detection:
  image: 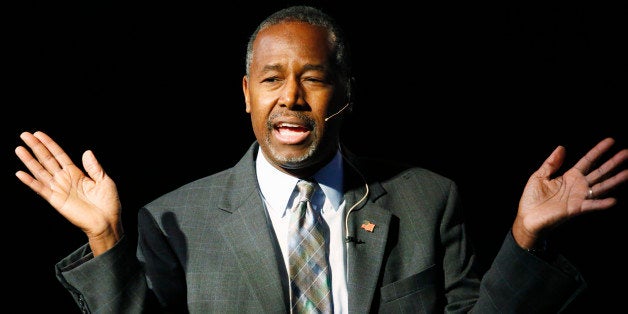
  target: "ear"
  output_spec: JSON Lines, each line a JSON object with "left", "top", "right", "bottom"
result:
{"left": 242, "top": 75, "right": 251, "bottom": 113}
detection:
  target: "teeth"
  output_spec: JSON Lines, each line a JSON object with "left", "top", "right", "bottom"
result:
{"left": 278, "top": 122, "right": 301, "bottom": 128}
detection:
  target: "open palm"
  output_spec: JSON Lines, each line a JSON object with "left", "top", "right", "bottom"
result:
{"left": 15, "top": 131, "right": 121, "bottom": 239}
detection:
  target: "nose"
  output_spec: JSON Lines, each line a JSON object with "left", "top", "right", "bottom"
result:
{"left": 280, "top": 77, "right": 306, "bottom": 110}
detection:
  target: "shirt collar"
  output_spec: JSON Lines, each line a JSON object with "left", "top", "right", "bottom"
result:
{"left": 256, "top": 146, "right": 344, "bottom": 216}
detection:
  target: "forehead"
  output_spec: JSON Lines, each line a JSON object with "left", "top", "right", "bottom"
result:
{"left": 251, "top": 21, "right": 333, "bottom": 68}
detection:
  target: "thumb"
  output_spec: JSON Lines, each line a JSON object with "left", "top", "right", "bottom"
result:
{"left": 82, "top": 150, "right": 107, "bottom": 182}
{"left": 535, "top": 145, "right": 567, "bottom": 179}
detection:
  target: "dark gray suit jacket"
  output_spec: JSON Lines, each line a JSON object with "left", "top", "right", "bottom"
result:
{"left": 56, "top": 142, "right": 586, "bottom": 313}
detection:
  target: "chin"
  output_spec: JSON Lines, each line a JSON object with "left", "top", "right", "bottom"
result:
{"left": 267, "top": 143, "right": 317, "bottom": 167}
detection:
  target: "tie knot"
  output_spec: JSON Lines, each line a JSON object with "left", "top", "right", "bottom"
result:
{"left": 296, "top": 180, "right": 315, "bottom": 201}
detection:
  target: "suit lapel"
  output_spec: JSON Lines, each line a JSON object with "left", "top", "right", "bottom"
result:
{"left": 218, "top": 194, "right": 288, "bottom": 313}
{"left": 216, "top": 142, "right": 288, "bottom": 312}
{"left": 342, "top": 158, "right": 392, "bottom": 314}
{"left": 341, "top": 148, "right": 394, "bottom": 313}
{"left": 346, "top": 199, "right": 391, "bottom": 313}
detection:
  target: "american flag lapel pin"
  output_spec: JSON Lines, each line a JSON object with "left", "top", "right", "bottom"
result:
{"left": 361, "top": 220, "right": 376, "bottom": 232}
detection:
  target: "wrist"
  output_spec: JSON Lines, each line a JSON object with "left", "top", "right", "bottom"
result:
{"left": 525, "top": 238, "right": 547, "bottom": 255}
{"left": 524, "top": 238, "right": 558, "bottom": 261}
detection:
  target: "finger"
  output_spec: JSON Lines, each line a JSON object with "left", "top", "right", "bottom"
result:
{"left": 19, "top": 131, "right": 63, "bottom": 174}
{"left": 15, "top": 170, "right": 53, "bottom": 201}
{"left": 15, "top": 145, "right": 54, "bottom": 185}
{"left": 586, "top": 148, "right": 628, "bottom": 185}
{"left": 590, "top": 169, "right": 628, "bottom": 199}
{"left": 32, "top": 131, "right": 76, "bottom": 169}
{"left": 572, "top": 137, "right": 615, "bottom": 175}
{"left": 82, "top": 150, "right": 107, "bottom": 182}
{"left": 534, "top": 145, "right": 566, "bottom": 179}
{"left": 580, "top": 198, "right": 618, "bottom": 213}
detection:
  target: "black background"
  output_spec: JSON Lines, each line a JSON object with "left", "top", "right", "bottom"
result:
{"left": 5, "top": 1, "right": 626, "bottom": 312}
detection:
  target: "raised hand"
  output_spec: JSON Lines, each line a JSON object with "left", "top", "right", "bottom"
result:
{"left": 512, "top": 137, "right": 628, "bottom": 250}
{"left": 15, "top": 131, "right": 123, "bottom": 255}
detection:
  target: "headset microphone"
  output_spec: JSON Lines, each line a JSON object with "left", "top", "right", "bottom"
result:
{"left": 324, "top": 102, "right": 351, "bottom": 122}
{"left": 325, "top": 76, "right": 354, "bottom": 122}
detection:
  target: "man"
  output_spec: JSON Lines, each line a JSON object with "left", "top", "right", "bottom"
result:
{"left": 15, "top": 5, "right": 628, "bottom": 313}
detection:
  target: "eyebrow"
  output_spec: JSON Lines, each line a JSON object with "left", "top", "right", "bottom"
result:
{"left": 260, "top": 63, "right": 328, "bottom": 73}
{"left": 302, "top": 64, "right": 328, "bottom": 72}
{"left": 261, "top": 64, "right": 283, "bottom": 73}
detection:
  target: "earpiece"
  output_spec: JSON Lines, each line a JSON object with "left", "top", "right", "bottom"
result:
{"left": 339, "top": 145, "right": 369, "bottom": 244}
{"left": 324, "top": 76, "right": 354, "bottom": 122}
{"left": 324, "top": 102, "right": 351, "bottom": 122}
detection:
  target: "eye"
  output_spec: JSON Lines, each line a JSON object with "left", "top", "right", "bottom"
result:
{"left": 303, "top": 75, "right": 330, "bottom": 85}
{"left": 261, "top": 76, "right": 281, "bottom": 83}
{"left": 305, "top": 77, "right": 323, "bottom": 83}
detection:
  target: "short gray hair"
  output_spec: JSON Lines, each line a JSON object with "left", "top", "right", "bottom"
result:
{"left": 245, "top": 6, "right": 352, "bottom": 96}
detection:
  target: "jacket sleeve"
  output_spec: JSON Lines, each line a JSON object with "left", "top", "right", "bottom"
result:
{"left": 55, "top": 235, "right": 155, "bottom": 313}
{"left": 435, "top": 174, "right": 586, "bottom": 313}
{"left": 473, "top": 230, "right": 587, "bottom": 313}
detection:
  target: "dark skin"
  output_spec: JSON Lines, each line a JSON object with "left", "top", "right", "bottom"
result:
{"left": 243, "top": 21, "right": 348, "bottom": 179}
{"left": 14, "top": 21, "right": 628, "bottom": 259}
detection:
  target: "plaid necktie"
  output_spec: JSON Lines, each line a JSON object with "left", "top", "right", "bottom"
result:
{"left": 288, "top": 180, "right": 332, "bottom": 313}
